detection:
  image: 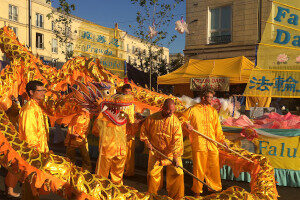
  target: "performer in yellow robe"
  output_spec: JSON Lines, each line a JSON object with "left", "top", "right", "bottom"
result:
{"left": 140, "top": 99, "right": 184, "bottom": 200}
{"left": 180, "top": 89, "right": 228, "bottom": 196}
{"left": 122, "top": 84, "right": 136, "bottom": 176}
{"left": 65, "top": 109, "right": 91, "bottom": 171}
{"left": 18, "top": 80, "right": 49, "bottom": 200}
{"left": 92, "top": 112, "right": 128, "bottom": 185}
{"left": 19, "top": 83, "right": 49, "bottom": 153}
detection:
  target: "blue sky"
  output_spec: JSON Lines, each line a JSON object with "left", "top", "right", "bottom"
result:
{"left": 54, "top": 0, "right": 186, "bottom": 54}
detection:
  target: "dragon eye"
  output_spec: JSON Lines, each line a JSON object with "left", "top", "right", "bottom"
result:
{"left": 106, "top": 90, "right": 110, "bottom": 95}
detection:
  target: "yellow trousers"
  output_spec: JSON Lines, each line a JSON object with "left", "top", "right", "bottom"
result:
{"left": 147, "top": 151, "right": 184, "bottom": 200}
{"left": 66, "top": 143, "right": 92, "bottom": 171}
{"left": 96, "top": 155, "right": 126, "bottom": 185}
{"left": 191, "top": 150, "right": 222, "bottom": 194}
{"left": 124, "top": 140, "right": 135, "bottom": 176}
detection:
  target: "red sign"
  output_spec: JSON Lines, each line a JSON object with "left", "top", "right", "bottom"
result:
{"left": 190, "top": 77, "right": 229, "bottom": 91}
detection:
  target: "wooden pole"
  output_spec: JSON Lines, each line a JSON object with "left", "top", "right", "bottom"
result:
{"left": 150, "top": 145, "right": 216, "bottom": 192}
{"left": 191, "top": 129, "right": 254, "bottom": 163}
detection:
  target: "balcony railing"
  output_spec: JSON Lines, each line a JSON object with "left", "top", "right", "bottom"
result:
{"left": 209, "top": 35, "right": 231, "bottom": 44}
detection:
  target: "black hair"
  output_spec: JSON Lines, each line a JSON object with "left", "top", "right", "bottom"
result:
{"left": 199, "top": 88, "right": 215, "bottom": 98}
{"left": 122, "top": 84, "right": 132, "bottom": 92}
{"left": 163, "top": 98, "right": 175, "bottom": 108}
{"left": 26, "top": 80, "right": 44, "bottom": 97}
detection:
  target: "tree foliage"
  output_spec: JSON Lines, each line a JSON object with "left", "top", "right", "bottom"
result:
{"left": 170, "top": 53, "right": 184, "bottom": 72}
{"left": 46, "top": 0, "right": 76, "bottom": 60}
{"left": 130, "top": 0, "right": 183, "bottom": 45}
{"left": 129, "top": 0, "right": 184, "bottom": 89}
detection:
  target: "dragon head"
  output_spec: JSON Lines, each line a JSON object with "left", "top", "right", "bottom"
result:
{"left": 70, "top": 81, "right": 133, "bottom": 125}
{"left": 100, "top": 93, "right": 133, "bottom": 126}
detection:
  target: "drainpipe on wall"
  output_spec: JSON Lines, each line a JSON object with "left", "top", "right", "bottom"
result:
{"left": 28, "top": 0, "right": 32, "bottom": 48}
{"left": 255, "top": 0, "right": 263, "bottom": 67}
{"left": 258, "top": 0, "right": 262, "bottom": 43}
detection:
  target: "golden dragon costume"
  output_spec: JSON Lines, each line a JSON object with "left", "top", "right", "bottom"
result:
{"left": 0, "top": 26, "right": 278, "bottom": 200}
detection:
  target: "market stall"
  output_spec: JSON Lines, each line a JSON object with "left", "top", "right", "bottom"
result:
{"left": 157, "top": 56, "right": 254, "bottom": 97}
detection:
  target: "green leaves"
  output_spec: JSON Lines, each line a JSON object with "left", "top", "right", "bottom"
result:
{"left": 130, "top": 0, "right": 183, "bottom": 46}
{"left": 128, "top": 0, "right": 184, "bottom": 88}
{"left": 47, "top": 0, "right": 76, "bottom": 60}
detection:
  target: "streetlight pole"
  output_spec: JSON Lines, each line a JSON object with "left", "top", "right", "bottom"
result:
{"left": 150, "top": 58, "right": 152, "bottom": 90}
{"left": 148, "top": 44, "right": 153, "bottom": 90}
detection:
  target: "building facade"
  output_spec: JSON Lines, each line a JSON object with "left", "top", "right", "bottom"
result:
{"left": 0, "top": 0, "right": 169, "bottom": 77}
{"left": 169, "top": 53, "right": 183, "bottom": 63}
{"left": 0, "top": 0, "right": 81, "bottom": 66}
{"left": 124, "top": 33, "right": 169, "bottom": 72}
{"left": 184, "top": 0, "right": 272, "bottom": 62}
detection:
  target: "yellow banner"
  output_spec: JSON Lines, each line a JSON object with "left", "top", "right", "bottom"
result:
{"left": 73, "top": 22, "right": 126, "bottom": 78}
{"left": 183, "top": 132, "right": 300, "bottom": 170}
{"left": 253, "top": 136, "right": 300, "bottom": 170}
{"left": 244, "top": 0, "right": 300, "bottom": 98}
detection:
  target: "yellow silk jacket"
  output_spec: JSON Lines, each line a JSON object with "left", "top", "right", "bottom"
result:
{"left": 140, "top": 112, "right": 183, "bottom": 163}
{"left": 65, "top": 111, "right": 90, "bottom": 147}
{"left": 92, "top": 113, "right": 127, "bottom": 158}
{"left": 125, "top": 104, "right": 135, "bottom": 140}
{"left": 19, "top": 99, "right": 49, "bottom": 153}
{"left": 180, "top": 104, "right": 225, "bottom": 152}
{"left": 125, "top": 104, "right": 135, "bottom": 124}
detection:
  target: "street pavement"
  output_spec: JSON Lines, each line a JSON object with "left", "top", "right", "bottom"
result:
{"left": 0, "top": 134, "right": 298, "bottom": 200}
{"left": 0, "top": 164, "right": 299, "bottom": 200}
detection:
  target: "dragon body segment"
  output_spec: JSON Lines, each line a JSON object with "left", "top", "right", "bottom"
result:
{"left": 0, "top": 26, "right": 278, "bottom": 200}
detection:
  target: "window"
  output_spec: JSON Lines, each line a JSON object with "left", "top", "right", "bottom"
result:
{"left": 36, "top": 33, "right": 44, "bottom": 49}
{"left": 9, "top": 5, "right": 18, "bottom": 21}
{"left": 66, "top": 43, "right": 73, "bottom": 52}
{"left": 66, "top": 43, "right": 74, "bottom": 58}
{"left": 52, "top": 21, "right": 55, "bottom": 31}
{"left": 127, "top": 44, "right": 130, "bottom": 52}
{"left": 36, "top": 13, "right": 44, "bottom": 28}
{"left": 52, "top": 39, "right": 58, "bottom": 53}
{"left": 209, "top": 5, "right": 232, "bottom": 44}
{"left": 3, "top": 54, "right": 8, "bottom": 62}
{"left": 132, "top": 46, "right": 135, "bottom": 54}
{"left": 65, "top": 26, "right": 71, "bottom": 37}
{"left": 10, "top": 27, "right": 18, "bottom": 36}
{"left": 52, "top": 59, "right": 58, "bottom": 68}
